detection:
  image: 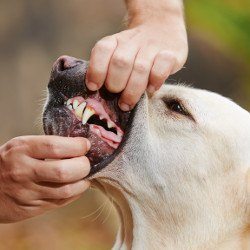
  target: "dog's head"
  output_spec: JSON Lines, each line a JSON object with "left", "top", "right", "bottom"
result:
{"left": 43, "top": 55, "right": 250, "bottom": 188}
{"left": 43, "top": 56, "right": 250, "bottom": 247}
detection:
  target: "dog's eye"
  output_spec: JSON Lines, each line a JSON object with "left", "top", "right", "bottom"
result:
{"left": 164, "top": 99, "right": 189, "bottom": 116}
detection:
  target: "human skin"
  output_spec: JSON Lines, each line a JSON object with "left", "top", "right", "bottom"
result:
{"left": 0, "top": 136, "right": 91, "bottom": 223}
{"left": 86, "top": 0, "right": 188, "bottom": 111}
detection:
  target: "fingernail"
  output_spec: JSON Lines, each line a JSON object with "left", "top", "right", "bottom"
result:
{"left": 87, "top": 82, "right": 98, "bottom": 91}
{"left": 147, "top": 85, "right": 156, "bottom": 94}
{"left": 119, "top": 103, "right": 130, "bottom": 111}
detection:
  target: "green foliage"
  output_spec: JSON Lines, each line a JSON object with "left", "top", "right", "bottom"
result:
{"left": 186, "top": 0, "right": 250, "bottom": 65}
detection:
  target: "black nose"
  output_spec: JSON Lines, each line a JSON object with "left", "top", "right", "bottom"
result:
{"left": 50, "top": 55, "right": 87, "bottom": 82}
{"left": 54, "top": 55, "right": 82, "bottom": 71}
{"left": 48, "top": 55, "right": 88, "bottom": 95}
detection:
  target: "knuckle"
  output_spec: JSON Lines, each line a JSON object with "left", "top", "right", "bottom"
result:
{"left": 43, "top": 142, "right": 60, "bottom": 157}
{"left": 95, "top": 39, "right": 115, "bottom": 53}
{"left": 112, "top": 54, "right": 130, "bottom": 68}
{"left": 6, "top": 137, "right": 26, "bottom": 152}
{"left": 32, "top": 167, "right": 41, "bottom": 181}
{"left": 10, "top": 187, "right": 29, "bottom": 204}
{"left": 54, "top": 167, "right": 68, "bottom": 182}
{"left": 10, "top": 169, "right": 25, "bottom": 182}
{"left": 1, "top": 146, "right": 24, "bottom": 167}
{"left": 0, "top": 150, "right": 8, "bottom": 165}
{"left": 133, "top": 61, "right": 149, "bottom": 74}
{"left": 3, "top": 148, "right": 18, "bottom": 162}
{"left": 14, "top": 189, "right": 26, "bottom": 202}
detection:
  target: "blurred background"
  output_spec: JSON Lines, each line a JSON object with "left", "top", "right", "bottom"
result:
{"left": 0, "top": 0, "right": 249, "bottom": 249}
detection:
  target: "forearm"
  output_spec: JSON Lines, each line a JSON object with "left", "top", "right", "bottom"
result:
{"left": 125, "top": 0, "right": 184, "bottom": 26}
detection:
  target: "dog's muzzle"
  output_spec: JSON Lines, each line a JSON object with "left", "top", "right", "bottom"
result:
{"left": 43, "top": 56, "right": 133, "bottom": 175}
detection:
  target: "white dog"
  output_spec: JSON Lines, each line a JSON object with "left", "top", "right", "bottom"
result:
{"left": 90, "top": 85, "right": 250, "bottom": 250}
{"left": 43, "top": 56, "right": 250, "bottom": 249}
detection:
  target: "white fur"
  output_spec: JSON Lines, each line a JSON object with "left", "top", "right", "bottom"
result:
{"left": 91, "top": 85, "right": 250, "bottom": 250}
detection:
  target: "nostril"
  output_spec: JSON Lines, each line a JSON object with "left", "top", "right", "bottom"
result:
{"left": 58, "top": 57, "right": 67, "bottom": 71}
{"left": 55, "top": 55, "right": 81, "bottom": 72}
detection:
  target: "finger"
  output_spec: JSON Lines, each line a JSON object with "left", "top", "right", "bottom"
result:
{"left": 35, "top": 180, "right": 90, "bottom": 200}
{"left": 105, "top": 43, "right": 139, "bottom": 93}
{"left": 24, "top": 136, "right": 90, "bottom": 159}
{"left": 33, "top": 156, "right": 90, "bottom": 183}
{"left": 148, "top": 51, "right": 176, "bottom": 94}
{"left": 118, "top": 47, "right": 157, "bottom": 111}
{"left": 48, "top": 194, "right": 82, "bottom": 207}
{"left": 86, "top": 36, "right": 117, "bottom": 91}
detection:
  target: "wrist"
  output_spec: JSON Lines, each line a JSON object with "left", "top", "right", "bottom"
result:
{"left": 125, "top": 0, "right": 184, "bottom": 28}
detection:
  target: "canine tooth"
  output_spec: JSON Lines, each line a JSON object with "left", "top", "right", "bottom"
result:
{"left": 68, "top": 105, "right": 73, "bottom": 110}
{"left": 73, "top": 100, "right": 79, "bottom": 109}
{"left": 82, "top": 107, "right": 95, "bottom": 125}
{"left": 100, "top": 115, "right": 104, "bottom": 120}
{"left": 75, "top": 102, "right": 86, "bottom": 119}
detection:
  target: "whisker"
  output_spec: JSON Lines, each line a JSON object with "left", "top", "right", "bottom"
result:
{"left": 90, "top": 199, "right": 108, "bottom": 222}
{"left": 80, "top": 200, "right": 107, "bottom": 220}
{"left": 101, "top": 197, "right": 114, "bottom": 224}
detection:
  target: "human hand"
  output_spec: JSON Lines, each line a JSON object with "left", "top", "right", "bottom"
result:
{"left": 0, "top": 135, "right": 90, "bottom": 223}
{"left": 86, "top": 7, "right": 188, "bottom": 111}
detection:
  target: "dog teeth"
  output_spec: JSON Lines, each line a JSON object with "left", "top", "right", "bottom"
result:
{"left": 73, "top": 100, "right": 79, "bottom": 109}
{"left": 75, "top": 102, "right": 86, "bottom": 119}
{"left": 82, "top": 107, "right": 95, "bottom": 125}
{"left": 107, "top": 121, "right": 114, "bottom": 128}
{"left": 66, "top": 99, "right": 71, "bottom": 106}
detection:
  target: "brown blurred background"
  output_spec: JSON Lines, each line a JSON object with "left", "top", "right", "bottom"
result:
{"left": 0, "top": 0, "right": 249, "bottom": 249}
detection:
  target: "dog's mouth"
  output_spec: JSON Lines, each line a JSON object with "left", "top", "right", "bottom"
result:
{"left": 65, "top": 95, "right": 124, "bottom": 149}
{"left": 43, "top": 56, "right": 133, "bottom": 175}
